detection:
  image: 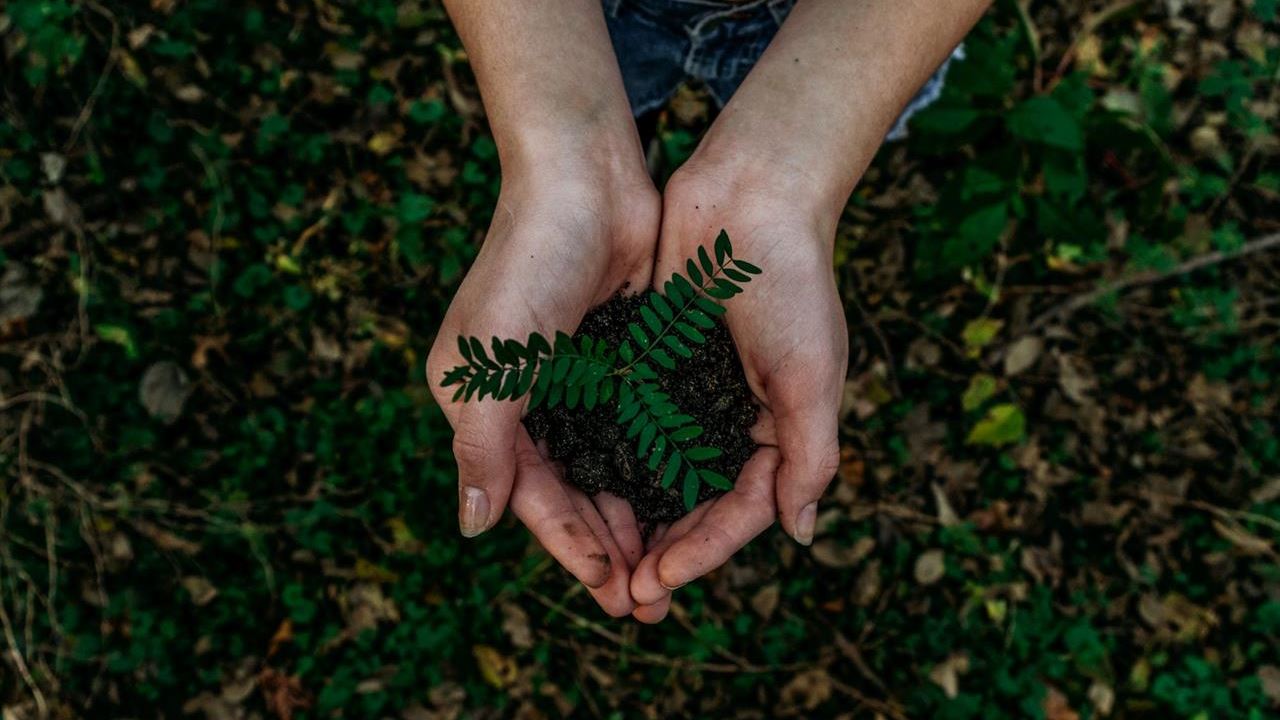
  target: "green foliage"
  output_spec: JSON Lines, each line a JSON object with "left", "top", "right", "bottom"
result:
{"left": 441, "top": 231, "right": 760, "bottom": 508}
{"left": 3, "top": 2, "right": 1278, "bottom": 719}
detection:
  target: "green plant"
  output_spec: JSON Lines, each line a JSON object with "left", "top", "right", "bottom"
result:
{"left": 440, "top": 230, "right": 761, "bottom": 509}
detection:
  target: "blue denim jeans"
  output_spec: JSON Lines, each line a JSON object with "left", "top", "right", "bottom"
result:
{"left": 602, "top": 0, "right": 963, "bottom": 140}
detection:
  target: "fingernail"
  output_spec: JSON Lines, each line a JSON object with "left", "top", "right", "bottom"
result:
{"left": 459, "top": 486, "right": 489, "bottom": 538}
{"left": 794, "top": 502, "right": 817, "bottom": 546}
{"left": 659, "top": 579, "right": 686, "bottom": 592}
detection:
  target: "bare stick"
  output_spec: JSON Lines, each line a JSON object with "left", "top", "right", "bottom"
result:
{"left": 1029, "top": 231, "right": 1280, "bottom": 331}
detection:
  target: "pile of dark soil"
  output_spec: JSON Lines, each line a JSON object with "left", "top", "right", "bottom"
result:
{"left": 524, "top": 293, "right": 758, "bottom": 526}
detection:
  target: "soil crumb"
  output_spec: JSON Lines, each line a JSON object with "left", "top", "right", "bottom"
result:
{"left": 524, "top": 293, "right": 758, "bottom": 528}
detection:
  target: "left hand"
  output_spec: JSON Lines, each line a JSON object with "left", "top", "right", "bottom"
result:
{"left": 628, "top": 161, "right": 848, "bottom": 622}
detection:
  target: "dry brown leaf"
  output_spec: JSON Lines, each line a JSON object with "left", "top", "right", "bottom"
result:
{"left": 1043, "top": 685, "right": 1080, "bottom": 720}
{"left": 751, "top": 583, "right": 780, "bottom": 620}
{"left": 931, "top": 483, "right": 961, "bottom": 527}
{"left": 812, "top": 536, "right": 876, "bottom": 568}
{"left": 501, "top": 602, "right": 534, "bottom": 650}
{"left": 779, "top": 668, "right": 834, "bottom": 713}
{"left": 928, "top": 653, "right": 969, "bottom": 699}
{"left": 1212, "top": 519, "right": 1273, "bottom": 556}
{"left": 0, "top": 264, "right": 43, "bottom": 326}
{"left": 914, "top": 549, "right": 946, "bottom": 585}
{"left": 1003, "top": 336, "right": 1043, "bottom": 376}
{"left": 1258, "top": 666, "right": 1280, "bottom": 705}
{"left": 181, "top": 576, "right": 218, "bottom": 606}
{"left": 852, "top": 559, "right": 882, "bottom": 607}
{"left": 140, "top": 360, "right": 192, "bottom": 424}
{"left": 258, "top": 668, "right": 312, "bottom": 720}
{"left": 1088, "top": 681, "right": 1115, "bottom": 716}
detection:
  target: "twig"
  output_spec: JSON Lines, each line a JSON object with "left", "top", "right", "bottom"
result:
{"left": 64, "top": 1, "right": 120, "bottom": 152}
{"left": 1015, "top": 0, "right": 1042, "bottom": 92}
{"left": 1028, "top": 231, "right": 1280, "bottom": 331}
{"left": 828, "top": 675, "right": 910, "bottom": 720}
{"left": 1047, "top": 0, "right": 1150, "bottom": 90}
{"left": 526, "top": 590, "right": 807, "bottom": 675}
{"left": 0, "top": 582, "right": 49, "bottom": 719}
{"left": 848, "top": 291, "right": 900, "bottom": 397}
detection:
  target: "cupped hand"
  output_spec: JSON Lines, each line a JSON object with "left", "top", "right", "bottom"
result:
{"left": 426, "top": 163, "right": 659, "bottom": 617}
{"left": 629, "top": 164, "right": 848, "bottom": 621}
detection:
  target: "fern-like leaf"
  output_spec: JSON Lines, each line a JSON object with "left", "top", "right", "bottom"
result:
{"left": 439, "top": 230, "right": 763, "bottom": 511}
{"left": 618, "top": 229, "right": 757, "bottom": 381}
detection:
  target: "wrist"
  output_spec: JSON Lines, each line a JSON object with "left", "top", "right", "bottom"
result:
{"left": 496, "top": 133, "right": 660, "bottom": 255}
{"left": 671, "top": 137, "right": 846, "bottom": 246}
{"left": 497, "top": 108, "right": 648, "bottom": 186}
{"left": 682, "top": 124, "right": 857, "bottom": 232}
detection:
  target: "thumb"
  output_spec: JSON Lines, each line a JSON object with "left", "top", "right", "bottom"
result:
{"left": 450, "top": 400, "right": 522, "bottom": 537}
{"left": 428, "top": 333, "right": 524, "bottom": 538}
{"left": 772, "top": 400, "right": 841, "bottom": 547}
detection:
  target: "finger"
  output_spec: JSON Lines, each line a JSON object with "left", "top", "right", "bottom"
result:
{"left": 772, "top": 401, "right": 840, "bottom": 546}
{"left": 629, "top": 502, "right": 715, "bottom": 606}
{"left": 656, "top": 448, "right": 780, "bottom": 590}
{"left": 645, "top": 522, "right": 671, "bottom": 550}
{"left": 750, "top": 407, "right": 777, "bottom": 446}
{"left": 594, "top": 492, "right": 643, "bottom": 570}
{"left": 566, "top": 487, "right": 636, "bottom": 618}
{"left": 510, "top": 433, "right": 612, "bottom": 589}
{"left": 632, "top": 595, "right": 671, "bottom": 624}
{"left": 448, "top": 399, "right": 523, "bottom": 538}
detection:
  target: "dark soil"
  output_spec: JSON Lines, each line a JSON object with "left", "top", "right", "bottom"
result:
{"left": 524, "top": 294, "right": 758, "bottom": 527}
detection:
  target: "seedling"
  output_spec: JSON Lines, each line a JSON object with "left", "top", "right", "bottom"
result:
{"left": 440, "top": 230, "right": 761, "bottom": 509}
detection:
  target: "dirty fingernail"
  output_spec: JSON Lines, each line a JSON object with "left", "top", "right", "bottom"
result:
{"left": 794, "top": 501, "right": 817, "bottom": 546}
{"left": 460, "top": 486, "right": 489, "bottom": 538}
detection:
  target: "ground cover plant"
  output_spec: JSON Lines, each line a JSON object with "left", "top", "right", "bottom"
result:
{"left": 1, "top": 0, "right": 1279, "bottom": 718}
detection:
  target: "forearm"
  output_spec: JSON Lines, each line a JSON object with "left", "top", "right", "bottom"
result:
{"left": 442, "top": 1, "right": 644, "bottom": 180}
{"left": 689, "top": 0, "right": 991, "bottom": 221}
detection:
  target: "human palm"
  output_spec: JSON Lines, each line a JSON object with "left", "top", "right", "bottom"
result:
{"left": 427, "top": 175, "right": 659, "bottom": 616}
{"left": 628, "top": 170, "right": 847, "bottom": 620}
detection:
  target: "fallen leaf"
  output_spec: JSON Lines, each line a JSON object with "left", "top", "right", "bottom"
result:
{"left": 1212, "top": 519, "right": 1273, "bottom": 556}
{"left": 1088, "top": 681, "right": 1115, "bottom": 716}
{"left": 962, "top": 318, "right": 1004, "bottom": 357}
{"left": 473, "top": 645, "right": 517, "bottom": 689}
{"left": 811, "top": 536, "right": 876, "bottom": 568}
{"left": 368, "top": 131, "right": 399, "bottom": 155}
{"left": 1043, "top": 685, "right": 1080, "bottom": 720}
{"left": 751, "top": 583, "right": 780, "bottom": 620}
{"left": 42, "top": 186, "right": 81, "bottom": 226}
{"left": 1003, "top": 336, "right": 1043, "bottom": 376}
{"left": 501, "top": 602, "right": 534, "bottom": 650}
{"left": 852, "top": 559, "right": 881, "bottom": 607}
{"left": 929, "top": 653, "right": 969, "bottom": 698}
{"left": 962, "top": 373, "right": 998, "bottom": 411}
{"left": 0, "top": 264, "right": 43, "bottom": 326}
{"left": 914, "top": 549, "right": 946, "bottom": 585}
{"left": 140, "top": 361, "right": 193, "bottom": 424}
{"left": 1056, "top": 355, "right": 1097, "bottom": 403}
{"left": 1258, "top": 665, "right": 1280, "bottom": 705}
{"left": 931, "top": 483, "right": 961, "bottom": 527}
{"left": 181, "top": 576, "right": 218, "bottom": 606}
{"left": 258, "top": 668, "right": 312, "bottom": 720}
{"left": 779, "top": 668, "right": 833, "bottom": 712}
{"left": 966, "top": 404, "right": 1026, "bottom": 446}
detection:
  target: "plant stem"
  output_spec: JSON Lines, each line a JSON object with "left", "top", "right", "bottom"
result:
{"left": 618, "top": 263, "right": 731, "bottom": 375}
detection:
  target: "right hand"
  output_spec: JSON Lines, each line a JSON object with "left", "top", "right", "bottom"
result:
{"left": 426, "top": 159, "right": 660, "bottom": 617}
